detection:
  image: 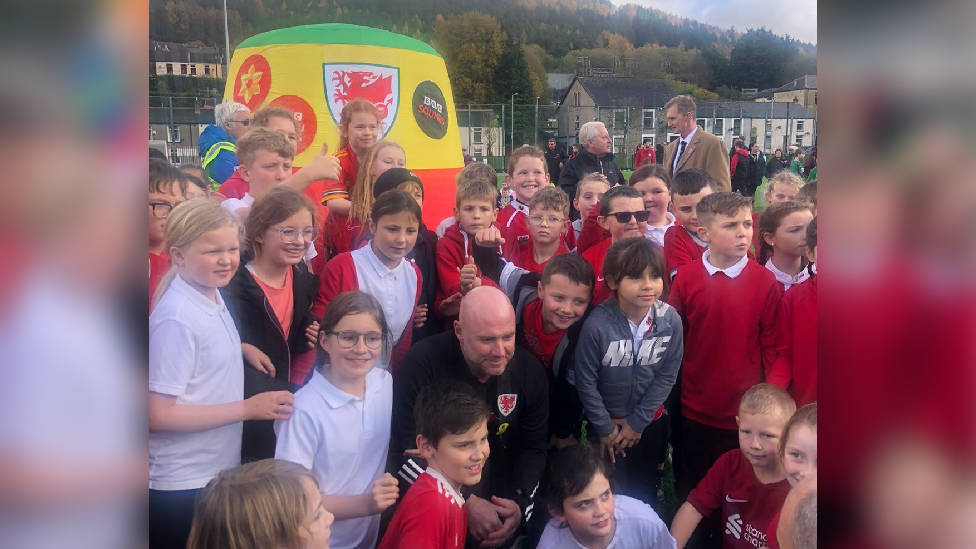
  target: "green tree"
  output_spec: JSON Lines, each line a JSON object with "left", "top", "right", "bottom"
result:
{"left": 433, "top": 12, "right": 506, "bottom": 103}
{"left": 726, "top": 28, "right": 798, "bottom": 89}
{"left": 494, "top": 39, "right": 537, "bottom": 147}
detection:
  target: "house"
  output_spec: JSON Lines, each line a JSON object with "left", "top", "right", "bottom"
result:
{"left": 546, "top": 73, "right": 574, "bottom": 103}
{"left": 457, "top": 108, "right": 503, "bottom": 160}
{"left": 556, "top": 76, "right": 675, "bottom": 157}
{"left": 694, "top": 101, "right": 816, "bottom": 152}
{"left": 151, "top": 40, "right": 224, "bottom": 79}
{"left": 755, "top": 75, "right": 817, "bottom": 116}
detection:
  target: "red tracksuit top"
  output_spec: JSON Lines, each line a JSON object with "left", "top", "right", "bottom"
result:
{"left": 668, "top": 258, "right": 782, "bottom": 430}
{"left": 498, "top": 199, "right": 576, "bottom": 259}
{"left": 434, "top": 223, "right": 501, "bottom": 316}
{"left": 768, "top": 276, "right": 817, "bottom": 406}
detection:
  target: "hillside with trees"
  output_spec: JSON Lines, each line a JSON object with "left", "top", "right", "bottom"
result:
{"left": 150, "top": 0, "right": 816, "bottom": 104}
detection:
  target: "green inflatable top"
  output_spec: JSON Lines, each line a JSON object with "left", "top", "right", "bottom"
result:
{"left": 236, "top": 23, "right": 441, "bottom": 58}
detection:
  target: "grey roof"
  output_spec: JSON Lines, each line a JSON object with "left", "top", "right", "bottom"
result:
{"left": 697, "top": 101, "right": 815, "bottom": 119}
{"left": 561, "top": 76, "right": 676, "bottom": 108}
{"left": 151, "top": 40, "right": 222, "bottom": 64}
{"left": 773, "top": 75, "right": 817, "bottom": 92}
{"left": 547, "top": 73, "right": 574, "bottom": 92}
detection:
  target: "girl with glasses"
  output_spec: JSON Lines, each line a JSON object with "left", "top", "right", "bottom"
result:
{"left": 276, "top": 291, "right": 399, "bottom": 549}
{"left": 221, "top": 187, "right": 322, "bottom": 461}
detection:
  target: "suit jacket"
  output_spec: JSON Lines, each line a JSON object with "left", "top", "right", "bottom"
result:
{"left": 664, "top": 126, "right": 732, "bottom": 192}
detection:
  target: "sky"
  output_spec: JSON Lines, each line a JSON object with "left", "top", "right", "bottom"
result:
{"left": 608, "top": 0, "right": 817, "bottom": 45}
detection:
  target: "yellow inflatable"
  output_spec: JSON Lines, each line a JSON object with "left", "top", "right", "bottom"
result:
{"left": 224, "top": 23, "right": 463, "bottom": 225}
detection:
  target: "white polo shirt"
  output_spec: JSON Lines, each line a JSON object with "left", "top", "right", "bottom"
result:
{"left": 644, "top": 212, "right": 676, "bottom": 248}
{"left": 275, "top": 367, "right": 393, "bottom": 549}
{"left": 351, "top": 244, "right": 418, "bottom": 346}
{"left": 703, "top": 250, "right": 749, "bottom": 279}
{"left": 765, "top": 258, "right": 810, "bottom": 291}
{"left": 538, "top": 494, "right": 675, "bottom": 549}
{"left": 149, "top": 274, "right": 244, "bottom": 491}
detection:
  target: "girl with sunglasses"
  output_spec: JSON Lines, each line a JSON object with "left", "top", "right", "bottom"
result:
{"left": 275, "top": 290, "right": 399, "bottom": 549}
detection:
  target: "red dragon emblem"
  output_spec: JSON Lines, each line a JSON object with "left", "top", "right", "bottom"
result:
{"left": 331, "top": 71, "right": 394, "bottom": 119}
{"left": 497, "top": 394, "right": 517, "bottom": 417}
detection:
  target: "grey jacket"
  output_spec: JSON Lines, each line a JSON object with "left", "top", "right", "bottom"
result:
{"left": 573, "top": 298, "right": 683, "bottom": 439}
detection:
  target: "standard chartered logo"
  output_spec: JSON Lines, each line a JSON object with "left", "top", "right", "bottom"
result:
{"left": 725, "top": 513, "right": 743, "bottom": 539}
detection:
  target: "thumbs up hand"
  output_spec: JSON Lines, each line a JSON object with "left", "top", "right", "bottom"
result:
{"left": 305, "top": 142, "right": 341, "bottom": 181}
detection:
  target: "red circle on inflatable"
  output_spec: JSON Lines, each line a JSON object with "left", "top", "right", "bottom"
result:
{"left": 232, "top": 54, "right": 272, "bottom": 110}
{"left": 268, "top": 95, "right": 317, "bottom": 156}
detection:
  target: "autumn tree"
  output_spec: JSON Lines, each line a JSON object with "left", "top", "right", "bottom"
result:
{"left": 433, "top": 12, "right": 506, "bottom": 103}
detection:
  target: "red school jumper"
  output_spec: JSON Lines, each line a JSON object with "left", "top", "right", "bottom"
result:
{"left": 320, "top": 145, "right": 362, "bottom": 257}
{"left": 687, "top": 449, "right": 791, "bottom": 549}
{"left": 377, "top": 470, "right": 467, "bottom": 549}
{"left": 580, "top": 238, "right": 614, "bottom": 306}
{"left": 312, "top": 245, "right": 421, "bottom": 373}
{"left": 668, "top": 257, "right": 782, "bottom": 430}
{"left": 768, "top": 276, "right": 817, "bottom": 406}
{"left": 664, "top": 225, "right": 708, "bottom": 281}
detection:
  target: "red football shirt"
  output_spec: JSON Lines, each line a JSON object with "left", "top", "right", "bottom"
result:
{"left": 687, "top": 449, "right": 791, "bottom": 549}
{"left": 581, "top": 238, "right": 614, "bottom": 306}
{"left": 518, "top": 299, "right": 565, "bottom": 380}
{"left": 377, "top": 470, "right": 467, "bottom": 549}
{"left": 321, "top": 146, "right": 360, "bottom": 256}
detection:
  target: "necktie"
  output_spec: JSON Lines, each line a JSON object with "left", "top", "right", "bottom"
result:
{"left": 672, "top": 140, "right": 687, "bottom": 175}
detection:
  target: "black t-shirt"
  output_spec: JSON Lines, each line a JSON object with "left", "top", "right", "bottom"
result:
{"left": 389, "top": 331, "right": 549, "bottom": 505}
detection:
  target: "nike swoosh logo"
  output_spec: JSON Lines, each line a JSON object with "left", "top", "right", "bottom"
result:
{"left": 726, "top": 495, "right": 749, "bottom": 503}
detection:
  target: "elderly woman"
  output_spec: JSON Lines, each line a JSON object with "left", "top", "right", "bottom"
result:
{"left": 198, "top": 101, "right": 251, "bottom": 188}
{"left": 557, "top": 121, "right": 625, "bottom": 220}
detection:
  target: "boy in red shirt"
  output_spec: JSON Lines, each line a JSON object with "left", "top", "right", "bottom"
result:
{"left": 509, "top": 187, "right": 571, "bottom": 274}
{"left": 499, "top": 146, "right": 576, "bottom": 259}
{"left": 580, "top": 185, "right": 648, "bottom": 306}
{"left": 148, "top": 159, "right": 186, "bottom": 308}
{"left": 670, "top": 383, "right": 796, "bottom": 549}
{"left": 435, "top": 178, "right": 501, "bottom": 320}
{"left": 768, "top": 217, "right": 817, "bottom": 406}
{"left": 378, "top": 381, "right": 491, "bottom": 549}
{"left": 668, "top": 192, "right": 782, "bottom": 503}
{"left": 663, "top": 168, "right": 716, "bottom": 281}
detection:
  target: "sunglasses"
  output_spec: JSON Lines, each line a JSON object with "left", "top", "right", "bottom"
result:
{"left": 609, "top": 210, "right": 650, "bottom": 223}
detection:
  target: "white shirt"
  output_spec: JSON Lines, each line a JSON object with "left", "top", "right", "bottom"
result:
{"left": 672, "top": 126, "right": 698, "bottom": 173}
{"left": 644, "top": 212, "right": 676, "bottom": 248}
{"left": 702, "top": 250, "right": 749, "bottom": 279}
{"left": 538, "top": 494, "right": 676, "bottom": 549}
{"left": 222, "top": 192, "right": 317, "bottom": 263}
{"left": 627, "top": 308, "right": 655, "bottom": 354}
{"left": 275, "top": 368, "right": 392, "bottom": 549}
{"left": 765, "top": 259, "right": 810, "bottom": 291}
{"left": 149, "top": 274, "right": 244, "bottom": 491}
{"left": 352, "top": 244, "right": 418, "bottom": 347}
{"left": 435, "top": 215, "right": 455, "bottom": 238}
{"left": 220, "top": 191, "right": 254, "bottom": 214}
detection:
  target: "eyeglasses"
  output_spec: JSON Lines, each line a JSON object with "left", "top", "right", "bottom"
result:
{"left": 234, "top": 119, "right": 251, "bottom": 126}
{"left": 528, "top": 215, "right": 564, "bottom": 227}
{"left": 150, "top": 202, "right": 177, "bottom": 218}
{"left": 609, "top": 210, "right": 650, "bottom": 223}
{"left": 274, "top": 227, "right": 320, "bottom": 243}
{"left": 327, "top": 330, "right": 385, "bottom": 350}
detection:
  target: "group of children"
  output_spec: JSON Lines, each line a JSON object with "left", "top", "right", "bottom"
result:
{"left": 148, "top": 97, "right": 818, "bottom": 549}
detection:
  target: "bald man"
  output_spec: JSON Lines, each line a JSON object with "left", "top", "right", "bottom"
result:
{"left": 389, "top": 287, "right": 549, "bottom": 549}
{"left": 777, "top": 474, "right": 817, "bottom": 549}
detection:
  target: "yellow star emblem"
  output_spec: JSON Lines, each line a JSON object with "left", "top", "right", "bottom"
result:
{"left": 238, "top": 64, "right": 263, "bottom": 104}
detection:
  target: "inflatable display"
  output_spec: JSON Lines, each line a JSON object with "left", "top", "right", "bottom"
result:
{"left": 224, "top": 23, "right": 463, "bottom": 225}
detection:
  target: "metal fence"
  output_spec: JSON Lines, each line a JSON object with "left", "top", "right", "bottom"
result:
{"left": 149, "top": 96, "right": 816, "bottom": 172}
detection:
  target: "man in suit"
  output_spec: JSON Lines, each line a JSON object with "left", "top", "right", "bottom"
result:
{"left": 749, "top": 142, "right": 766, "bottom": 197}
{"left": 662, "top": 95, "right": 732, "bottom": 192}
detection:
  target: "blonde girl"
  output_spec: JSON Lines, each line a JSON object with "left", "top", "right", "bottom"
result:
{"left": 346, "top": 140, "right": 406, "bottom": 247}
{"left": 149, "top": 199, "right": 295, "bottom": 549}
{"left": 187, "top": 459, "right": 333, "bottom": 549}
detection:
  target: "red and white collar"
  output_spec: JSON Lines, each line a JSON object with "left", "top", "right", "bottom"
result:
{"left": 703, "top": 250, "right": 749, "bottom": 279}
{"left": 426, "top": 467, "right": 465, "bottom": 507}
